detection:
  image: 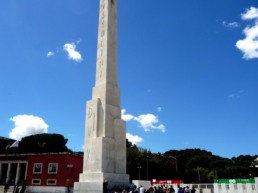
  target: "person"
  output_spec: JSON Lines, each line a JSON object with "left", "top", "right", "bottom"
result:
{"left": 163, "top": 186, "right": 166, "bottom": 193}
{"left": 169, "top": 185, "right": 175, "bottom": 193}
{"left": 171, "top": 186, "right": 175, "bottom": 193}
{"left": 134, "top": 186, "right": 139, "bottom": 193}
{"left": 103, "top": 180, "right": 108, "bottom": 193}
{"left": 4, "top": 182, "right": 10, "bottom": 193}
{"left": 156, "top": 186, "right": 160, "bottom": 192}
{"left": 126, "top": 187, "right": 131, "bottom": 193}
{"left": 118, "top": 185, "right": 122, "bottom": 193}
{"left": 112, "top": 185, "right": 116, "bottom": 192}
{"left": 191, "top": 187, "right": 196, "bottom": 193}
{"left": 149, "top": 184, "right": 154, "bottom": 193}
{"left": 185, "top": 186, "right": 190, "bottom": 193}
{"left": 140, "top": 185, "right": 145, "bottom": 193}
{"left": 178, "top": 187, "right": 184, "bottom": 193}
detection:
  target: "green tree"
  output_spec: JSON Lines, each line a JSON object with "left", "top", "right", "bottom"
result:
{"left": 193, "top": 167, "right": 209, "bottom": 183}
{"left": 126, "top": 139, "right": 133, "bottom": 148}
{"left": 163, "top": 148, "right": 258, "bottom": 183}
{"left": 19, "top": 133, "right": 70, "bottom": 153}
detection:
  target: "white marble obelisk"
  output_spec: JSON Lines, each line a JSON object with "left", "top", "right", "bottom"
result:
{"left": 74, "top": 0, "right": 129, "bottom": 192}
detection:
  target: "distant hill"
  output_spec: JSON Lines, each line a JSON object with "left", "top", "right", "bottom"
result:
{"left": 164, "top": 148, "right": 258, "bottom": 182}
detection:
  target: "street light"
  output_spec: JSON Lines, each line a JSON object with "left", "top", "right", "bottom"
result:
{"left": 146, "top": 156, "right": 149, "bottom": 180}
{"left": 198, "top": 166, "right": 201, "bottom": 183}
{"left": 215, "top": 168, "right": 218, "bottom": 179}
{"left": 138, "top": 166, "right": 142, "bottom": 180}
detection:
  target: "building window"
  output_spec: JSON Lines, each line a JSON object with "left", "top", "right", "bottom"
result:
{"left": 47, "top": 179, "right": 57, "bottom": 185}
{"left": 33, "top": 163, "right": 42, "bottom": 174}
{"left": 48, "top": 163, "right": 58, "bottom": 174}
{"left": 32, "top": 179, "right": 41, "bottom": 185}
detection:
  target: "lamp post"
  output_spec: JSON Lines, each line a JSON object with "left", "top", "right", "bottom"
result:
{"left": 215, "top": 168, "right": 218, "bottom": 179}
{"left": 198, "top": 166, "right": 201, "bottom": 183}
{"left": 147, "top": 156, "right": 149, "bottom": 180}
{"left": 138, "top": 166, "right": 142, "bottom": 180}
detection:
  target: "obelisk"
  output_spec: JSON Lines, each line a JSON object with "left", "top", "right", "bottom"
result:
{"left": 74, "top": 0, "right": 129, "bottom": 192}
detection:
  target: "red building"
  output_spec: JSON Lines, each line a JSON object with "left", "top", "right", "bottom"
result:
{"left": 0, "top": 152, "right": 83, "bottom": 193}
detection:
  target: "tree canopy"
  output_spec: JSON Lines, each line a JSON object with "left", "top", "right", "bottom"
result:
{"left": 126, "top": 143, "right": 258, "bottom": 183}
{"left": 163, "top": 149, "right": 258, "bottom": 183}
{"left": 16, "top": 136, "right": 258, "bottom": 183}
{"left": 126, "top": 140, "right": 177, "bottom": 182}
{"left": 19, "top": 133, "right": 70, "bottom": 153}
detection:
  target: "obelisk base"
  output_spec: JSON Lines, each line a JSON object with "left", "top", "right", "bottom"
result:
{"left": 74, "top": 173, "right": 129, "bottom": 193}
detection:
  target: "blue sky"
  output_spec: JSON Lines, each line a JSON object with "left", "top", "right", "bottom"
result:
{"left": 1, "top": 0, "right": 258, "bottom": 158}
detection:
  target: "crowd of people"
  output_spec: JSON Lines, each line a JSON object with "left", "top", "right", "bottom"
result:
{"left": 104, "top": 180, "right": 196, "bottom": 193}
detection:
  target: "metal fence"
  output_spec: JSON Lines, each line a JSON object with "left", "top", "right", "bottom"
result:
{"left": 218, "top": 184, "right": 256, "bottom": 193}
{"left": 180, "top": 184, "right": 215, "bottom": 193}
{"left": 172, "top": 183, "right": 256, "bottom": 193}
{"left": 0, "top": 184, "right": 256, "bottom": 193}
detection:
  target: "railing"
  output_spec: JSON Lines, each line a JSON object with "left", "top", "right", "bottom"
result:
{"left": 172, "top": 183, "right": 256, "bottom": 193}
{"left": 181, "top": 184, "right": 215, "bottom": 193}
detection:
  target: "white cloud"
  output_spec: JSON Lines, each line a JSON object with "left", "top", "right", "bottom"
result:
{"left": 157, "top": 107, "right": 162, "bottom": 112}
{"left": 76, "top": 38, "right": 82, "bottom": 44}
{"left": 126, "top": 133, "right": 143, "bottom": 145}
{"left": 47, "top": 52, "right": 55, "bottom": 57}
{"left": 134, "top": 114, "right": 165, "bottom": 133}
{"left": 156, "top": 124, "right": 165, "bottom": 132}
{"left": 228, "top": 90, "right": 244, "bottom": 98}
{"left": 9, "top": 115, "right": 48, "bottom": 140}
{"left": 223, "top": 21, "right": 239, "bottom": 29}
{"left": 82, "top": 145, "right": 84, "bottom": 149}
{"left": 241, "top": 7, "right": 258, "bottom": 20}
{"left": 63, "top": 43, "right": 82, "bottom": 62}
{"left": 236, "top": 7, "right": 258, "bottom": 59}
{"left": 121, "top": 109, "right": 166, "bottom": 133}
{"left": 121, "top": 109, "right": 134, "bottom": 122}
{"left": 228, "top": 22, "right": 239, "bottom": 28}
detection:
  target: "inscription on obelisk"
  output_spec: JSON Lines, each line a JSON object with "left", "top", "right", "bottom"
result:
{"left": 74, "top": 0, "right": 129, "bottom": 192}
{"left": 95, "top": 0, "right": 118, "bottom": 88}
